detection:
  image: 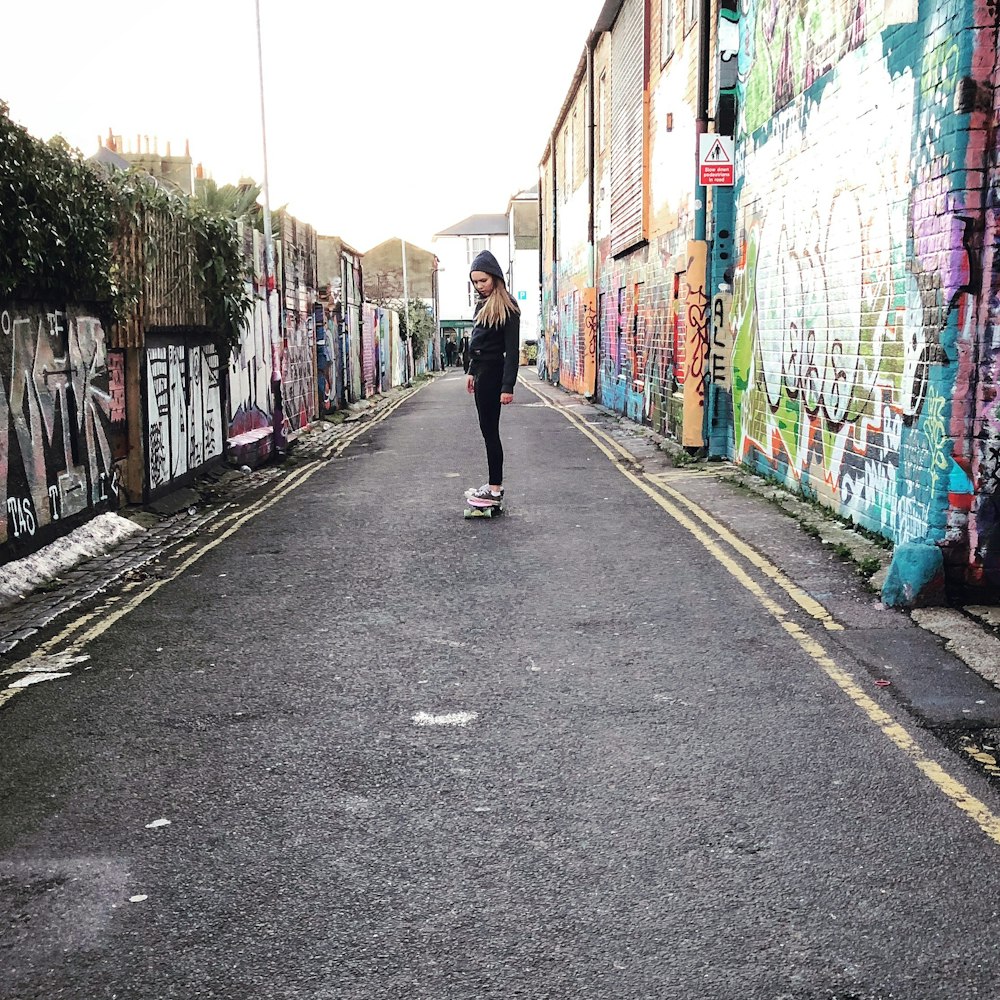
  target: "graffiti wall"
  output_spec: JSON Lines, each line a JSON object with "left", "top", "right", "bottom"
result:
{"left": 590, "top": 15, "right": 702, "bottom": 441}
{"left": 731, "top": 0, "right": 994, "bottom": 577}
{"left": 1, "top": 304, "right": 125, "bottom": 557}
{"left": 279, "top": 307, "right": 315, "bottom": 436}
{"left": 969, "top": 25, "right": 1000, "bottom": 586}
{"left": 277, "top": 221, "right": 318, "bottom": 438}
{"left": 228, "top": 225, "right": 275, "bottom": 440}
{"left": 145, "top": 338, "right": 223, "bottom": 496}
{"left": 362, "top": 303, "right": 378, "bottom": 398}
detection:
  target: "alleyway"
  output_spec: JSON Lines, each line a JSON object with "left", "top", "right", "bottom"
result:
{"left": 4, "top": 373, "right": 1000, "bottom": 999}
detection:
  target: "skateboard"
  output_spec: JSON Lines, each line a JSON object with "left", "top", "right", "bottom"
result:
{"left": 464, "top": 499, "right": 504, "bottom": 519}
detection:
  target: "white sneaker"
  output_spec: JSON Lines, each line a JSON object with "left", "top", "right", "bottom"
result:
{"left": 464, "top": 483, "right": 504, "bottom": 498}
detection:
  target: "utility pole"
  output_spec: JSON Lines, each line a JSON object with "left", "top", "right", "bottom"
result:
{"left": 401, "top": 238, "right": 412, "bottom": 384}
{"left": 255, "top": 0, "right": 284, "bottom": 455}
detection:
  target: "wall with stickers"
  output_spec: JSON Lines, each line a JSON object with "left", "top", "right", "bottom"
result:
{"left": 729, "top": 0, "right": 999, "bottom": 590}
{"left": 1, "top": 304, "right": 127, "bottom": 557}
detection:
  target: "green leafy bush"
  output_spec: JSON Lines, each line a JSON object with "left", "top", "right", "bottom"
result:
{"left": 0, "top": 102, "right": 249, "bottom": 352}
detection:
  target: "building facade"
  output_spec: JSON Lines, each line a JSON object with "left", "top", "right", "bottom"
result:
{"left": 540, "top": 0, "right": 1000, "bottom": 600}
{"left": 507, "top": 186, "right": 541, "bottom": 346}
{"left": 433, "top": 214, "right": 510, "bottom": 325}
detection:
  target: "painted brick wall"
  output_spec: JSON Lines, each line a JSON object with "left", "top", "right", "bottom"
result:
{"left": 959, "top": 0, "right": 1000, "bottom": 588}
{"left": 730, "top": 0, "right": 998, "bottom": 587}
{"left": 595, "top": 0, "right": 701, "bottom": 437}
{"left": 554, "top": 82, "right": 592, "bottom": 394}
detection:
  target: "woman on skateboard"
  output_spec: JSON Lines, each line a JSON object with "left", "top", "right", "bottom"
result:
{"left": 465, "top": 250, "right": 520, "bottom": 508}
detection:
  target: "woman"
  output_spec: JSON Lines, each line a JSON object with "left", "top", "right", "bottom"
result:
{"left": 465, "top": 250, "right": 520, "bottom": 507}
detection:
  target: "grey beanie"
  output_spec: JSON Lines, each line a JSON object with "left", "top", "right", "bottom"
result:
{"left": 470, "top": 250, "right": 504, "bottom": 280}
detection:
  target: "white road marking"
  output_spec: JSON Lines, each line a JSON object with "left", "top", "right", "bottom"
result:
{"left": 411, "top": 710, "right": 479, "bottom": 727}
{"left": 8, "top": 672, "right": 71, "bottom": 688}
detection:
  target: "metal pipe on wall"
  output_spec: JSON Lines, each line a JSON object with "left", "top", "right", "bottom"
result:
{"left": 694, "top": 0, "right": 712, "bottom": 242}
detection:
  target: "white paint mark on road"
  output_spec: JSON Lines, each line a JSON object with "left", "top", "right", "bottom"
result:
{"left": 145, "top": 818, "right": 172, "bottom": 829}
{"left": 411, "top": 711, "right": 479, "bottom": 727}
{"left": 129, "top": 894, "right": 148, "bottom": 903}
{"left": 8, "top": 672, "right": 71, "bottom": 688}
{"left": 3, "top": 652, "right": 90, "bottom": 678}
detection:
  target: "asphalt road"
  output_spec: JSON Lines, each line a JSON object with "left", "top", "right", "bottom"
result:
{"left": 3, "top": 373, "right": 1000, "bottom": 1000}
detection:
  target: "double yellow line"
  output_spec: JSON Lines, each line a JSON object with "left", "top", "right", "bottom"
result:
{"left": 0, "top": 388, "right": 418, "bottom": 711}
{"left": 519, "top": 375, "right": 1000, "bottom": 847}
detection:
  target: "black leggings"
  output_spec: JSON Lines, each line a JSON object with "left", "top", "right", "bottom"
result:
{"left": 474, "top": 362, "right": 505, "bottom": 485}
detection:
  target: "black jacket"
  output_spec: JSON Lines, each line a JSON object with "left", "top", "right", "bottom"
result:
{"left": 469, "top": 304, "right": 520, "bottom": 393}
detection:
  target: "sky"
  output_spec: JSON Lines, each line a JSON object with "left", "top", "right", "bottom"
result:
{"left": 2, "top": 0, "right": 606, "bottom": 254}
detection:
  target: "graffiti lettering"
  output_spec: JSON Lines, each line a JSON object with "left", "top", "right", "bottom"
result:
{"left": 2, "top": 306, "right": 118, "bottom": 551}
{"left": 146, "top": 342, "right": 222, "bottom": 493}
{"left": 710, "top": 292, "right": 733, "bottom": 389}
{"left": 6, "top": 497, "right": 37, "bottom": 538}
{"left": 925, "top": 390, "right": 949, "bottom": 495}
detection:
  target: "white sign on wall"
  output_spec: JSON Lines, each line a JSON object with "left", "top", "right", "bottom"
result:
{"left": 699, "top": 134, "right": 735, "bottom": 186}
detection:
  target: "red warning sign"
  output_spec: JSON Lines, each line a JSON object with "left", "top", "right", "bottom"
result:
{"left": 699, "top": 134, "right": 735, "bottom": 186}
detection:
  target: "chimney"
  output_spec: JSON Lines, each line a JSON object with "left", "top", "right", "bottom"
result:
{"left": 166, "top": 141, "right": 172, "bottom": 158}
{"left": 185, "top": 138, "right": 190, "bottom": 158}
{"left": 196, "top": 162, "right": 204, "bottom": 180}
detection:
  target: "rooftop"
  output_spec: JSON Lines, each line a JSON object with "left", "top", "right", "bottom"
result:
{"left": 434, "top": 213, "right": 509, "bottom": 238}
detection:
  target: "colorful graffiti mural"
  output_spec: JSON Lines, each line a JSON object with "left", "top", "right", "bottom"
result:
{"left": 146, "top": 341, "right": 222, "bottom": 495}
{"left": 595, "top": 243, "right": 686, "bottom": 439}
{"left": 2, "top": 305, "right": 124, "bottom": 553}
{"left": 730, "top": 0, "right": 993, "bottom": 584}
{"left": 228, "top": 225, "right": 275, "bottom": 441}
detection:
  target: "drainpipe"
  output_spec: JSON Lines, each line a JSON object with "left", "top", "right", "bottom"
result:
{"left": 586, "top": 37, "right": 596, "bottom": 289}
{"left": 538, "top": 165, "right": 544, "bottom": 321}
{"left": 694, "top": 0, "right": 712, "bottom": 241}
{"left": 551, "top": 134, "right": 558, "bottom": 305}
{"left": 550, "top": 134, "right": 558, "bottom": 379}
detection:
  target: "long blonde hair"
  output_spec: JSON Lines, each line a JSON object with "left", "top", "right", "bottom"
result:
{"left": 476, "top": 277, "right": 521, "bottom": 327}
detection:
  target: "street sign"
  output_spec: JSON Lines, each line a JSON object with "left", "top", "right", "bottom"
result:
{"left": 699, "top": 134, "right": 735, "bottom": 186}
{"left": 517, "top": 290, "right": 527, "bottom": 300}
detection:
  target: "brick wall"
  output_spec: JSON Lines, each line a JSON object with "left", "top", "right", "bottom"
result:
{"left": 595, "top": 0, "right": 701, "bottom": 436}
{"left": 730, "top": 0, "right": 999, "bottom": 587}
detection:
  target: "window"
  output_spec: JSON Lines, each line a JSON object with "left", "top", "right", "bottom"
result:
{"left": 685, "top": 0, "right": 698, "bottom": 33}
{"left": 660, "top": 0, "right": 675, "bottom": 65}
{"left": 598, "top": 73, "right": 607, "bottom": 153}
{"left": 567, "top": 111, "right": 576, "bottom": 188}
{"left": 561, "top": 129, "right": 569, "bottom": 200}
{"left": 468, "top": 237, "right": 486, "bottom": 266}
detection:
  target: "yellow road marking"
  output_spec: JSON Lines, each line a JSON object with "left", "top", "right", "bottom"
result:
{"left": 518, "top": 376, "right": 1000, "bottom": 848}
{"left": 520, "top": 379, "right": 841, "bottom": 631}
{"left": 1, "top": 386, "right": 422, "bottom": 682}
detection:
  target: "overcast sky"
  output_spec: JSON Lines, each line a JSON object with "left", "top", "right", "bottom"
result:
{"left": 3, "top": 0, "right": 605, "bottom": 253}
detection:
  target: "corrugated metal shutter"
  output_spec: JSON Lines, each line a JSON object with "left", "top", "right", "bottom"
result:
{"left": 610, "top": 0, "right": 645, "bottom": 256}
